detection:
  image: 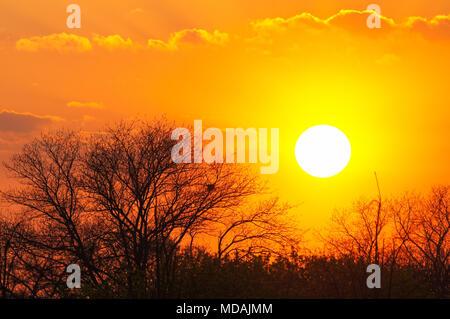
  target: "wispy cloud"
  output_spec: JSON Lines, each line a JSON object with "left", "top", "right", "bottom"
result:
{"left": 0, "top": 110, "right": 63, "bottom": 133}
{"left": 93, "top": 35, "right": 141, "bottom": 51}
{"left": 13, "top": 12, "right": 450, "bottom": 54}
{"left": 16, "top": 33, "right": 92, "bottom": 52}
{"left": 15, "top": 29, "right": 229, "bottom": 53}
{"left": 148, "top": 28, "right": 229, "bottom": 50}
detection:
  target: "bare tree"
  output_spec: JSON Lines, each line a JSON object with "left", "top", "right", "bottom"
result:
{"left": 211, "top": 198, "right": 300, "bottom": 261}
{"left": 1, "top": 131, "right": 107, "bottom": 297}
{"left": 392, "top": 186, "right": 449, "bottom": 297}
{"left": 0, "top": 217, "right": 17, "bottom": 298}
{"left": 322, "top": 184, "right": 449, "bottom": 298}
{"left": 323, "top": 197, "right": 390, "bottom": 265}
{"left": 0, "top": 119, "right": 292, "bottom": 298}
{"left": 79, "top": 120, "right": 260, "bottom": 297}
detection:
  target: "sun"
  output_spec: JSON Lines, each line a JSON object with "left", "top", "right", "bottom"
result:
{"left": 295, "top": 125, "right": 351, "bottom": 178}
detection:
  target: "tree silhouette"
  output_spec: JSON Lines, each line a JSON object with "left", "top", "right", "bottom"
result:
{"left": 0, "top": 120, "right": 447, "bottom": 299}
{"left": 0, "top": 120, "right": 297, "bottom": 298}
{"left": 322, "top": 186, "right": 449, "bottom": 298}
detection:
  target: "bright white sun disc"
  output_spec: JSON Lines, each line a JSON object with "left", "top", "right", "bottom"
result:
{"left": 295, "top": 125, "right": 351, "bottom": 178}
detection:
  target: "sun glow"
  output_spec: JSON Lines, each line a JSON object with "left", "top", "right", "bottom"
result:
{"left": 295, "top": 125, "right": 351, "bottom": 178}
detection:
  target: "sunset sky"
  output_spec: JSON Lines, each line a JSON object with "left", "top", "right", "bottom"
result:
{"left": 0, "top": 0, "right": 449, "bottom": 232}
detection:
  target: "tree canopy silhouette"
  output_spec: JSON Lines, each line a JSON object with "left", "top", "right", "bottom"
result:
{"left": 0, "top": 120, "right": 447, "bottom": 299}
{"left": 0, "top": 120, "right": 297, "bottom": 298}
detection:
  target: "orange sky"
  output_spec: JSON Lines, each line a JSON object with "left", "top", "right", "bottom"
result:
{"left": 0, "top": 1, "right": 449, "bottom": 233}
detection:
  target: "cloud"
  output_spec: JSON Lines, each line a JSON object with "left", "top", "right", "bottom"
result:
{"left": 148, "top": 28, "right": 229, "bottom": 50}
{"left": 246, "top": 13, "right": 327, "bottom": 46}
{"left": 248, "top": 10, "right": 449, "bottom": 40}
{"left": 245, "top": 10, "right": 393, "bottom": 49}
{"left": 241, "top": 10, "right": 450, "bottom": 57}
{"left": 405, "top": 14, "right": 450, "bottom": 40}
{"left": 0, "top": 110, "right": 63, "bottom": 133}
{"left": 93, "top": 34, "right": 142, "bottom": 51}
{"left": 250, "top": 12, "right": 326, "bottom": 33}
{"left": 249, "top": 10, "right": 394, "bottom": 33}
{"left": 15, "top": 29, "right": 228, "bottom": 53}
{"left": 147, "top": 39, "right": 169, "bottom": 50}
{"left": 67, "top": 101, "right": 103, "bottom": 109}
{"left": 13, "top": 12, "right": 449, "bottom": 54}
{"left": 325, "top": 9, "right": 396, "bottom": 35}
{"left": 16, "top": 33, "right": 92, "bottom": 52}
{"left": 170, "top": 29, "right": 229, "bottom": 46}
